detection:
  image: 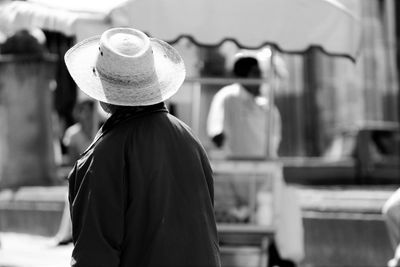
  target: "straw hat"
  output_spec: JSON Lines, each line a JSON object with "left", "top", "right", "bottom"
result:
{"left": 65, "top": 28, "right": 185, "bottom": 106}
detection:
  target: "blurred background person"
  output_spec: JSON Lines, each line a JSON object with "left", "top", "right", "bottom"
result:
{"left": 383, "top": 187, "right": 400, "bottom": 267}
{"left": 53, "top": 93, "right": 105, "bottom": 245}
{"left": 63, "top": 98, "right": 97, "bottom": 164}
{"left": 381, "top": 130, "right": 400, "bottom": 267}
{"left": 207, "top": 50, "right": 282, "bottom": 159}
{"left": 207, "top": 50, "right": 304, "bottom": 267}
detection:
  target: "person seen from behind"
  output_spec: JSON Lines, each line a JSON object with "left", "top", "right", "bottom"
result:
{"left": 64, "top": 27, "right": 221, "bottom": 267}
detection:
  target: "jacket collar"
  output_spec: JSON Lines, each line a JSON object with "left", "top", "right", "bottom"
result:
{"left": 80, "top": 103, "right": 168, "bottom": 157}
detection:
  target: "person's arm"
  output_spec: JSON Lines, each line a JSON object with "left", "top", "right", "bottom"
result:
{"left": 270, "top": 105, "right": 282, "bottom": 158}
{"left": 68, "top": 149, "right": 125, "bottom": 267}
{"left": 207, "top": 89, "right": 227, "bottom": 148}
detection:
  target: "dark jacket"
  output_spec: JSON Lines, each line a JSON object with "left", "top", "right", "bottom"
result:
{"left": 68, "top": 104, "right": 221, "bottom": 267}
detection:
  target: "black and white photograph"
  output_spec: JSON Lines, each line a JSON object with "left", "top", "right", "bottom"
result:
{"left": 0, "top": 0, "right": 399, "bottom": 267}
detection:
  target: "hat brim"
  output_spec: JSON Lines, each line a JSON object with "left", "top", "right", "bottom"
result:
{"left": 65, "top": 36, "right": 185, "bottom": 106}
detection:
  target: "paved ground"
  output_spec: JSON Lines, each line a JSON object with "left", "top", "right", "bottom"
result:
{"left": 0, "top": 233, "right": 72, "bottom": 267}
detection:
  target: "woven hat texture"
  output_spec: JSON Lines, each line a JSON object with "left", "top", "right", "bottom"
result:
{"left": 65, "top": 28, "right": 185, "bottom": 106}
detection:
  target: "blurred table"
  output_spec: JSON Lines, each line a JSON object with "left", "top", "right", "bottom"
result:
{"left": 211, "top": 160, "right": 283, "bottom": 267}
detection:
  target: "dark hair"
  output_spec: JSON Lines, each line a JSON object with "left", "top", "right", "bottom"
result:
{"left": 0, "top": 30, "right": 46, "bottom": 55}
{"left": 233, "top": 57, "right": 260, "bottom": 77}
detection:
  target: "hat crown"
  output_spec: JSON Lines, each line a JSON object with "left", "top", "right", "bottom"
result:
{"left": 108, "top": 32, "right": 146, "bottom": 56}
{"left": 96, "top": 28, "right": 156, "bottom": 86}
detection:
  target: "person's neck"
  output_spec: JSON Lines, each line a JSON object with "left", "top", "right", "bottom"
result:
{"left": 242, "top": 85, "right": 260, "bottom": 98}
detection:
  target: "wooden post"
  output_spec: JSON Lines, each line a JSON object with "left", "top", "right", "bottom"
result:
{"left": 0, "top": 54, "right": 57, "bottom": 188}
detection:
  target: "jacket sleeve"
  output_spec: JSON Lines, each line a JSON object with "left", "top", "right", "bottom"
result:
{"left": 69, "top": 149, "right": 125, "bottom": 267}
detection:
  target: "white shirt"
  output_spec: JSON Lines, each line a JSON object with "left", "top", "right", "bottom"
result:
{"left": 207, "top": 83, "right": 281, "bottom": 159}
{"left": 63, "top": 123, "right": 92, "bottom": 162}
